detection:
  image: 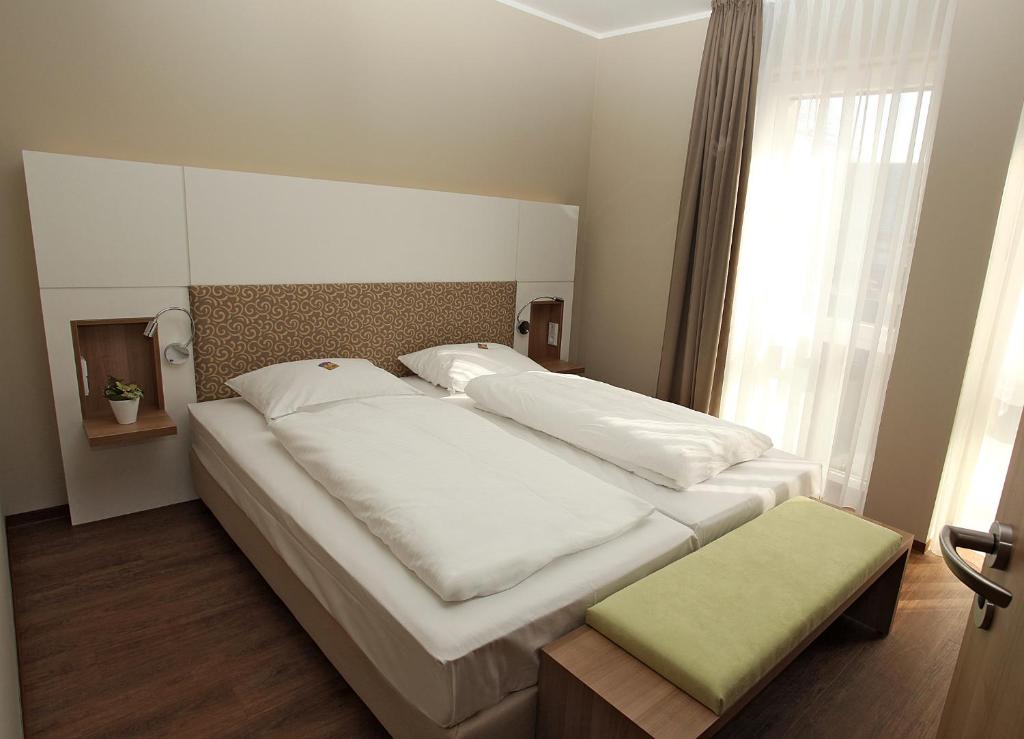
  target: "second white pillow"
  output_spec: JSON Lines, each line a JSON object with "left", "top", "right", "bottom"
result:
{"left": 398, "top": 342, "right": 546, "bottom": 392}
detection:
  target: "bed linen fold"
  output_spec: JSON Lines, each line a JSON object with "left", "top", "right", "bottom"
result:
{"left": 465, "top": 372, "right": 773, "bottom": 490}
{"left": 270, "top": 395, "right": 654, "bottom": 601}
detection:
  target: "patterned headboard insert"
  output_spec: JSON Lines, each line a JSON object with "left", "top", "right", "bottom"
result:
{"left": 189, "top": 282, "right": 517, "bottom": 401}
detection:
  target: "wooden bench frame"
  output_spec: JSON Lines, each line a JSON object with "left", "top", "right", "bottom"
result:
{"left": 537, "top": 507, "right": 913, "bottom": 738}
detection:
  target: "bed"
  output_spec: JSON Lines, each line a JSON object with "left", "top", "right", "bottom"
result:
{"left": 185, "top": 281, "right": 822, "bottom": 738}
{"left": 188, "top": 384, "right": 819, "bottom": 737}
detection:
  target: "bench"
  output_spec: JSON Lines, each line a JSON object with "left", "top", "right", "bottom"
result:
{"left": 538, "top": 497, "right": 912, "bottom": 738}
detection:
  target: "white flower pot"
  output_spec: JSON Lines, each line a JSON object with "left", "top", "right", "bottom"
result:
{"left": 109, "top": 398, "right": 140, "bottom": 425}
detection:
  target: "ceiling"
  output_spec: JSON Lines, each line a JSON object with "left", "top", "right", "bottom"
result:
{"left": 495, "top": 0, "right": 712, "bottom": 38}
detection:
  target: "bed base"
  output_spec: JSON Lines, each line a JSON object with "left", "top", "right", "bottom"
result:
{"left": 190, "top": 450, "right": 537, "bottom": 739}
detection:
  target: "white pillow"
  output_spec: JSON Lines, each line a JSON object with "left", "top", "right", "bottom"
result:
{"left": 398, "top": 342, "right": 547, "bottom": 392}
{"left": 226, "top": 358, "right": 419, "bottom": 421}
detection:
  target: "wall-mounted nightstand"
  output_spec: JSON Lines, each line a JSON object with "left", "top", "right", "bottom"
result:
{"left": 71, "top": 317, "right": 178, "bottom": 447}
{"left": 540, "top": 359, "right": 585, "bottom": 375}
{"left": 521, "top": 298, "right": 581, "bottom": 372}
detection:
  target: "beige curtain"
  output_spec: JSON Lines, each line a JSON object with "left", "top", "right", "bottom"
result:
{"left": 718, "top": 0, "right": 955, "bottom": 509}
{"left": 656, "top": 0, "right": 762, "bottom": 414}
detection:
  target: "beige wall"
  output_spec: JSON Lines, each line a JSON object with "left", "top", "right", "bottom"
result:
{"left": 0, "top": 0, "right": 598, "bottom": 514}
{"left": 866, "top": 0, "right": 1024, "bottom": 541}
{"left": 575, "top": 20, "right": 708, "bottom": 394}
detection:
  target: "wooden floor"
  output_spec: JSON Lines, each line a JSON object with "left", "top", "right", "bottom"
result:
{"left": 719, "top": 551, "right": 971, "bottom": 738}
{"left": 8, "top": 501, "right": 971, "bottom": 738}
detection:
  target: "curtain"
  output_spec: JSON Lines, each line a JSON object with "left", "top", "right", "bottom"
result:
{"left": 657, "top": 0, "right": 763, "bottom": 414}
{"left": 718, "top": 0, "right": 956, "bottom": 510}
{"left": 928, "top": 106, "right": 1024, "bottom": 547}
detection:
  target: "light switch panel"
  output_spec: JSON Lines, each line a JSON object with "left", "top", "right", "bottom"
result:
{"left": 547, "top": 322, "right": 560, "bottom": 347}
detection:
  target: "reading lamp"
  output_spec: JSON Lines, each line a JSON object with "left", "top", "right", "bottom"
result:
{"left": 516, "top": 296, "right": 564, "bottom": 335}
{"left": 143, "top": 307, "right": 195, "bottom": 365}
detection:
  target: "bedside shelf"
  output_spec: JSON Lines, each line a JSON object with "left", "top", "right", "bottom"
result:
{"left": 71, "top": 316, "right": 173, "bottom": 449}
{"left": 83, "top": 408, "right": 177, "bottom": 447}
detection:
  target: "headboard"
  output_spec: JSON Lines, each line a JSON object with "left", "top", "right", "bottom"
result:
{"left": 189, "top": 281, "right": 516, "bottom": 401}
{"left": 26, "top": 151, "right": 576, "bottom": 524}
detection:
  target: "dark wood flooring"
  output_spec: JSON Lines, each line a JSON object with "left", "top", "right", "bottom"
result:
{"left": 7, "top": 501, "right": 971, "bottom": 738}
{"left": 7, "top": 502, "right": 387, "bottom": 738}
{"left": 720, "top": 552, "right": 971, "bottom": 738}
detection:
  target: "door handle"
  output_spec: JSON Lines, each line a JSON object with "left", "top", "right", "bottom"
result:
{"left": 940, "top": 523, "right": 1014, "bottom": 628}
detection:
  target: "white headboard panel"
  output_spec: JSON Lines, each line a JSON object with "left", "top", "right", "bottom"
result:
{"left": 515, "top": 201, "right": 578, "bottom": 283}
{"left": 23, "top": 152, "right": 189, "bottom": 288}
{"left": 23, "top": 150, "right": 579, "bottom": 524}
{"left": 184, "top": 167, "right": 522, "bottom": 284}
{"left": 24, "top": 151, "right": 579, "bottom": 292}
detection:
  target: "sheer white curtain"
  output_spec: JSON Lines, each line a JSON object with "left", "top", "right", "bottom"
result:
{"left": 928, "top": 107, "right": 1024, "bottom": 547}
{"left": 719, "top": 0, "right": 956, "bottom": 510}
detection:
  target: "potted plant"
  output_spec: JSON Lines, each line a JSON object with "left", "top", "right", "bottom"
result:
{"left": 104, "top": 376, "right": 144, "bottom": 425}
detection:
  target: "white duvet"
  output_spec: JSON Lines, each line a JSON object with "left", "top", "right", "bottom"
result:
{"left": 270, "top": 395, "right": 653, "bottom": 601}
{"left": 465, "top": 372, "right": 773, "bottom": 490}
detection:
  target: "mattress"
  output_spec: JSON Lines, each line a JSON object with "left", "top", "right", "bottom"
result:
{"left": 401, "top": 377, "right": 822, "bottom": 545}
{"left": 189, "top": 398, "right": 696, "bottom": 729}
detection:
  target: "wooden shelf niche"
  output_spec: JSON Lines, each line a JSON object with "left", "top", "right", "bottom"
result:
{"left": 528, "top": 299, "right": 565, "bottom": 363}
{"left": 71, "top": 317, "right": 177, "bottom": 447}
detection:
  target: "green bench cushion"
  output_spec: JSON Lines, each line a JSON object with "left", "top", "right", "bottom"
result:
{"left": 585, "top": 497, "right": 902, "bottom": 715}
